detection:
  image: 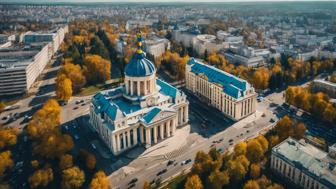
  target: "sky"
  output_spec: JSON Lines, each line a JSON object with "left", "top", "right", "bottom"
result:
{"left": 1, "top": 0, "right": 335, "bottom": 2}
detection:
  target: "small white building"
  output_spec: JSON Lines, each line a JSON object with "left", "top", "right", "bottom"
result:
{"left": 144, "top": 34, "right": 170, "bottom": 58}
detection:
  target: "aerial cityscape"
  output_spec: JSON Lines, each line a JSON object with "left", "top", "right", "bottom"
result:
{"left": 0, "top": 1, "right": 335, "bottom": 189}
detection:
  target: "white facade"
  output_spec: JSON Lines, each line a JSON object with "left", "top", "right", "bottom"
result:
{"left": 271, "top": 138, "right": 336, "bottom": 189}
{"left": 89, "top": 35, "right": 189, "bottom": 156}
{"left": 144, "top": 35, "right": 170, "bottom": 58}
{"left": 193, "top": 34, "right": 227, "bottom": 56}
{"left": 0, "top": 25, "right": 68, "bottom": 96}
{"left": 185, "top": 58, "right": 256, "bottom": 120}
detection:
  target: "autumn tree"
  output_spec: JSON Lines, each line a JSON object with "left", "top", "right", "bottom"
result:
{"left": 27, "top": 99, "right": 61, "bottom": 139}
{"left": 34, "top": 131, "right": 74, "bottom": 159}
{"left": 58, "top": 62, "right": 86, "bottom": 93}
{"left": 143, "top": 181, "right": 150, "bottom": 189}
{"left": 56, "top": 74, "right": 73, "bottom": 101}
{"left": 0, "top": 126, "right": 18, "bottom": 150}
{"left": 0, "top": 102, "right": 5, "bottom": 113}
{"left": 208, "top": 170, "right": 230, "bottom": 189}
{"left": 234, "top": 141, "right": 247, "bottom": 157}
{"left": 89, "top": 171, "right": 111, "bottom": 189}
{"left": 252, "top": 67, "right": 270, "bottom": 90}
{"left": 59, "top": 154, "right": 73, "bottom": 170}
{"left": 250, "top": 163, "right": 261, "bottom": 179}
{"left": 61, "top": 166, "right": 85, "bottom": 189}
{"left": 84, "top": 55, "right": 111, "bottom": 84}
{"left": 227, "top": 155, "right": 250, "bottom": 182}
{"left": 28, "top": 168, "right": 54, "bottom": 188}
{"left": 244, "top": 180, "right": 260, "bottom": 189}
{"left": 274, "top": 116, "right": 294, "bottom": 140}
{"left": 86, "top": 153, "right": 97, "bottom": 169}
{"left": 184, "top": 174, "right": 203, "bottom": 189}
{"left": 0, "top": 151, "right": 13, "bottom": 177}
{"left": 246, "top": 140, "right": 264, "bottom": 163}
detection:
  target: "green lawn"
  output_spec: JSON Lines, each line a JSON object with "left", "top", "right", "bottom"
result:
{"left": 76, "top": 85, "right": 105, "bottom": 96}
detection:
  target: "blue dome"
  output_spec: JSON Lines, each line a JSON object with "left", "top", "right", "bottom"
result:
{"left": 125, "top": 53, "right": 156, "bottom": 77}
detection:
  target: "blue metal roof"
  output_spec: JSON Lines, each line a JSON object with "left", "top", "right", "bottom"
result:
{"left": 142, "top": 107, "right": 161, "bottom": 124}
{"left": 125, "top": 54, "right": 156, "bottom": 77}
{"left": 92, "top": 92, "right": 124, "bottom": 122}
{"left": 157, "top": 79, "right": 178, "bottom": 100}
{"left": 188, "top": 58, "right": 251, "bottom": 99}
{"left": 125, "top": 33, "right": 156, "bottom": 77}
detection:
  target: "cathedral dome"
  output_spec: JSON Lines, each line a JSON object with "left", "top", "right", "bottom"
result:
{"left": 125, "top": 33, "right": 156, "bottom": 77}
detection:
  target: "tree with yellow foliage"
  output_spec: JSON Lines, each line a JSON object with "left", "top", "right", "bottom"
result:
{"left": 33, "top": 131, "right": 74, "bottom": 159}
{"left": 89, "top": 171, "right": 111, "bottom": 189}
{"left": 27, "top": 99, "right": 61, "bottom": 139}
{"left": 184, "top": 174, "right": 203, "bottom": 189}
{"left": 244, "top": 180, "right": 260, "bottom": 189}
{"left": 252, "top": 67, "right": 270, "bottom": 90}
{"left": 0, "top": 151, "right": 13, "bottom": 177}
{"left": 227, "top": 155, "right": 250, "bottom": 182}
{"left": 56, "top": 74, "right": 73, "bottom": 102}
{"left": 250, "top": 163, "right": 261, "bottom": 179}
{"left": 234, "top": 141, "right": 247, "bottom": 157}
{"left": 0, "top": 126, "right": 18, "bottom": 150}
{"left": 84, "top": 55, "right": 111, "bottom": 84}
{"left": 246, "top": 139, "right": 264, "bottom": 163}
{"left": 28, "top": 168, "right": 54, "bottom": 188}
{"left": 208, "top": 170, "right": 230, "bottom": 189}
{"left": 58, "top": 63, "right": 86, "bottom": 93}
{"left": 61, "top": 166, "right": 85, "bottom": 189}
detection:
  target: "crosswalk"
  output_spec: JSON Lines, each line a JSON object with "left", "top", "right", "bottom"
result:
{"left": 164, "top": 140, "right": 194, "bottom": 160}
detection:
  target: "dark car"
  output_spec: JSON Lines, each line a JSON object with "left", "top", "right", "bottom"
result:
{"left": 128, "top": 178, "right": 138, "bottom": 185}
{"left": 127, "top": 183, "right": 135, "bottom": 189}
{"left": 167, "top": 160, "right": 175, "bottom": 166}
{"left": 185, "top": 159, "right": 192, "bottom": 164}
{"left": 228, "top": 139, "right": 233, "bottom": 143}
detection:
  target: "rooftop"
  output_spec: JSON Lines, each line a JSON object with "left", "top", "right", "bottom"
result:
{"left": 272, "top": 137, "right": 336, "bottom": 189}
{"left": 187, "top": 58, "right": 253, "bottom": 99}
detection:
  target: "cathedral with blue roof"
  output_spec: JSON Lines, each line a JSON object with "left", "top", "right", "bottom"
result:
{"left": 89, "top": 32, "right": 189, "bottom": 156}
{"left": 185, "top": 58, "right": 256, "bottom": 120}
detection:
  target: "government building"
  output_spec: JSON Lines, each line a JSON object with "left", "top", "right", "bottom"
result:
{"left": 271, "top": 137, "right": 336, "bottom": 189}
{"left": 185, "top": 58, "right": 256, "bottom": 120}
{"left": 89, "top": 33, "right": 189, "bottom": 156}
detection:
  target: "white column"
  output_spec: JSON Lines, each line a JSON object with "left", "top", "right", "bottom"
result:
{"left": 127, "top": 130, "right": 131, "bottom": 147}
{"left": 137, "top": 81, "right": 140, "bottom": 96}
{"left": 166, "top": 121, "right": 171, "bottom": 137}
{"left": 159, "top": 124, "right": 164, "bottom": 140}
{"left": 146, "top": 128, "right": 151, "bottom": 146}
{"left": 133, "top": 128, "right": 138, "bottom": 145}
{"left": 171, "top": 119, "right": 176, "bottom": 135}
{"left": 144, "top": 80, "right": 147, "bottom": 95}
{"left": 140, "top": 127, "right": 144, "bottom": 143}
{"left": 184, "top": 106, "right": 188, "bottom": 123}
{"left": 125, "top": 79, "right": 129, "bottom": 94}
{"left": 116, "top": 134, "right": 120, "bottom": 152}
{"left": 153, "top": 126, "right": 158, "bottom": 143}
{"left": 112, "top": 134, "right": 117, "bottom": 151}
{"left": 123, "top": 132, "right": 127, "bottom": 149}
{"left": 130, "top": 80, "right": 134, "bottom": 96}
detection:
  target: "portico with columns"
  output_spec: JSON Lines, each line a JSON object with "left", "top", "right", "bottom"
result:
{"left": 89, "top": 32, "right": 189, "bottom": 156}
